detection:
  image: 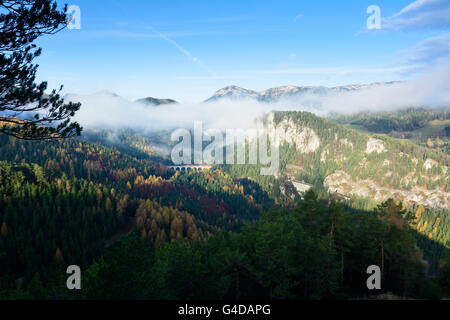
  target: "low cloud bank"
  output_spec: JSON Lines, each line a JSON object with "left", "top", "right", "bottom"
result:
{"left": 69, "top": 56, "right": 450, "bottom": 133}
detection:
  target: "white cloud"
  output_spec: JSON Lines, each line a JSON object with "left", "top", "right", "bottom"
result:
{"left": 383, "top": 0, "right": 450, "bottom": 30}
{"left": 69, "top": 92, "right": 267, "bottom": 132}
{"left": 318, "top": 56, "right": 450, "bottom": 114}
{"left": 294, "top": 13, "right": 304, "bottom": 21}
{"left": 399, "top": 33, "right": 450, "bottom": 65}
{"left": 68, "top": 55, "right": 450, "bottom": 135}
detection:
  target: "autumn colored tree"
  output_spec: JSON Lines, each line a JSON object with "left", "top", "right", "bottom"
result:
{"left": 55, "top": 248, "right": 63, "bottom": 264}
{"left": 1, "top": 221, "right": 7, "bottom": 237}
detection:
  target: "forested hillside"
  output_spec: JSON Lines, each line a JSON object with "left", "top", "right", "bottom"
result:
{"left": 0, "top": 134, "right": 265, "bottom": 296}
{"left": 331, "top": 108, "right": 448, "bottom": 135}
{"left": 0, "top": 110, "right": 449, "bottom": 300}
{"left": 2, "top": 191, "right": 450, "bottom": 300}
{"left": 331, "top": 108, "right": 450, "bottom": 153}
{"left": 221, "top": 111, "right": 450, "bottom": 274}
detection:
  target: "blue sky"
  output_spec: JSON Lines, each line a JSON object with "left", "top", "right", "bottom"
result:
{"left": 34, "top": 0, "right": 450, "bottom": 103}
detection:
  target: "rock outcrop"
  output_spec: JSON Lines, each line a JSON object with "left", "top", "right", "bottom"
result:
{"left": 366, "top": 138, "right": 386, "bottom": 154}
{"left": 324, "top": 171, "right": 450, "bottom": 210}
{"left": 264, "top": 113, "right": 321, "bottom": 153}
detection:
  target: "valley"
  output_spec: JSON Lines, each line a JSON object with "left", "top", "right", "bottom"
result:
{"left": 1, "top": 84, "right": 450, "bottom": 300}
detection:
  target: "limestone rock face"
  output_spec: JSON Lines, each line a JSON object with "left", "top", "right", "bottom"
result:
{"left": 366, "top": 138, "right": 386, "bottom": 154}
{"left": 263, "top": 113, "right": 321, "bottom": 153}
{"left": 324, "top": 171, "right": 450, "bottom": 210}
{"left": 423, "top": 159, "right": 438, "bottom": 170}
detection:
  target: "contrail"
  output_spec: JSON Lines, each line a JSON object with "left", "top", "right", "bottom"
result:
{"left": 149, "top": 27, "right": 217, "bottom": 77}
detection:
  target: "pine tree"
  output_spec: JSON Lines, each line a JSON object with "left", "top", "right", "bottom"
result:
{"left": 0, "top": 0, "right": 82, "bottom": 140}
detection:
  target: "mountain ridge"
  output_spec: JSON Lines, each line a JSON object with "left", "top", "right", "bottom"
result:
{"left": 205, "top": 82, "right": 400, "bottom": 103}
{"left": 135, "top": 97, "right": 178, "bottom": 106}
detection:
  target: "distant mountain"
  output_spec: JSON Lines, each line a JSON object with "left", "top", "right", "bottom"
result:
{"left": 136, "top": 97, "right": 178, "bottom": 106}
{"left": 204, "top": 85, "right": 259, "bottom": 102}
{"left": 64, "top": 92, "right": 178, "bottom": 108}
{"left": 205, "top": 82, "right": 399, "bottom": 103}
